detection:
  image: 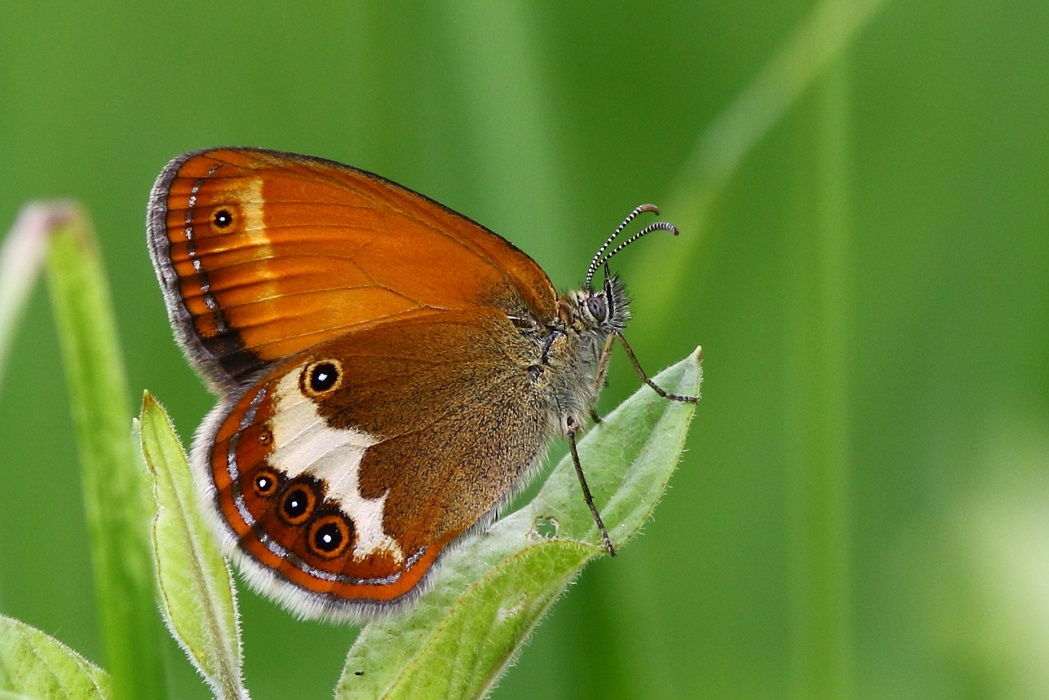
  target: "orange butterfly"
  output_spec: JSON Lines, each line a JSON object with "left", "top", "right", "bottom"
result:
{"left": 148, "top": 148, "right": 695, "bottom": 620}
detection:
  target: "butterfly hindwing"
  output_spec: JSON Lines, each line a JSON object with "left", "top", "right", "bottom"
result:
{"left": 203, "top": 307, "right": 557, "bottom": 615}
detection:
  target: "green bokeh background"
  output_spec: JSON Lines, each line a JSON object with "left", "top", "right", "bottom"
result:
{"left": 2, "top": 1, "right": 1048, "bottom": 698}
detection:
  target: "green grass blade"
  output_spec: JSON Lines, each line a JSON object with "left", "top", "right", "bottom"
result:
{"left": 434, "top": 1, "right": 567, "bottom": 252}
{"left": 0, "top": 614, "right": 111, "bottom": 700}
{"left": 138, "top": 394, "right": 247, "bottom": 700}
{"left": 786, "top": 48, "right": 855, "bottom": 700}
{"left": 632, "top": 0, "right": 887, "bottom": 331}
{"left": 335, "top": 349, "right": 701, "bottom": 699}
{"left": 43, "top": 205, "right": 165, "bottom": 700}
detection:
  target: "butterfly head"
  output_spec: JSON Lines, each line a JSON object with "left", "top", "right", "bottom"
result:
{"left": 547, "top": 205, "right": 679, "bottom": 415}
{"left": 570, "top": 203, "right": 678, "bottom": 337}
{"left": 566, "top": 273, "right": 629, "bottom": 338}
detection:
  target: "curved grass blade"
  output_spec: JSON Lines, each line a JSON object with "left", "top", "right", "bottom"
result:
{"left": 43, "top": 203, "right": 164, "bottom": 699}
{"left": 0, "top": 204, "right": 54, "bottom": 394}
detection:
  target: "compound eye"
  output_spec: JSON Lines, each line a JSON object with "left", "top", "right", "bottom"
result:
{"left": 587, "top": 295, "right": 607, "bottom": 323}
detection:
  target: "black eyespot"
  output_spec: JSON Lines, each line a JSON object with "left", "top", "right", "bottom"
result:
{"left": 311, "top": 363, "right": 337, "bottom": 391}
{"left": 587, "top": 296, "right": 607, "bottom": 323}
{"left": 252, "top": 467, "right": 282, "bottom": 498}
{"left": 308, "top": 513, "right": 353, "bottom": 559}
{"left": 301, "top": 359, "right": 342, "bottom": 396}
{"left": 316, "top": 523, "right": 341, "bottom": 548}
{"left": 213, "top": 208, "right": 234, "bottom": 229}
{"left": 283, "top": 489, "right": 309, "bottom": 518}
{"left": 280, "top": 482, "right": 317, "bottom": 525}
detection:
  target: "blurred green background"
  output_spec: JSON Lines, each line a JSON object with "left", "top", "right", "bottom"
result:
{"left": 2, "top": 1, "right": 1048, "bottom": 698}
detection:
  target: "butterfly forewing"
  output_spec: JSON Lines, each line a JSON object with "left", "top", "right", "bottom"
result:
{"left": 148, "top": 148, "right": 557, "bottom": 385}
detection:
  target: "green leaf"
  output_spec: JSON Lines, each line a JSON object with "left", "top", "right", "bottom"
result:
{"left": 0, "top": 615, "right": 110, "bottom": 700}
{"left": 42, "top": 204, "right": 165, "bottom": 700}
{"left": 336, "top": 348, "right": 702, "bottom": 699}
{"left": 138, "top": 394, "right": 248, "bottom": 700}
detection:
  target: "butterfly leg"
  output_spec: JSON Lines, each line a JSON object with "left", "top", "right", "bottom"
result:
{"left": 566, "top": 415, "right": 617, "bottom": 557}
{"left": 588, "top": 333, "right": 617, "bottom": 424}
{"left": 614, "top": 331, "right": 699, "bottom": 403}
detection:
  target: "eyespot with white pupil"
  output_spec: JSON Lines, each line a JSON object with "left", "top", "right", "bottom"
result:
{"left": 301, "top": 359, "right": 342, "bottom": 396}
{"left": 251, "top": 467, "right": 282, "bottom": 498}
{"left": 213, "top": 208, "right": 233, "bottom": 229}
{"left": 279, "top": 480, "right": 318, "bottom": 525}
{"left": 308, "top": 513, "right": 354, "bottom": 559}
{"left": 587, "top": 296, "right": 607, "bottom": 323}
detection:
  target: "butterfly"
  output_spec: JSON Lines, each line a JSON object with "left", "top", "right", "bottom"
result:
{"left": 147, "top": 148, "right": 696, "bottom": 620}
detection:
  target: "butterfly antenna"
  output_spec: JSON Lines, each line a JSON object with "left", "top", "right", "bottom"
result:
{"left": 585, "top": 203, "right": 661, "bottom": 291}
{"left": 593, "top": 220, "right": 679, "bottom": 274}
